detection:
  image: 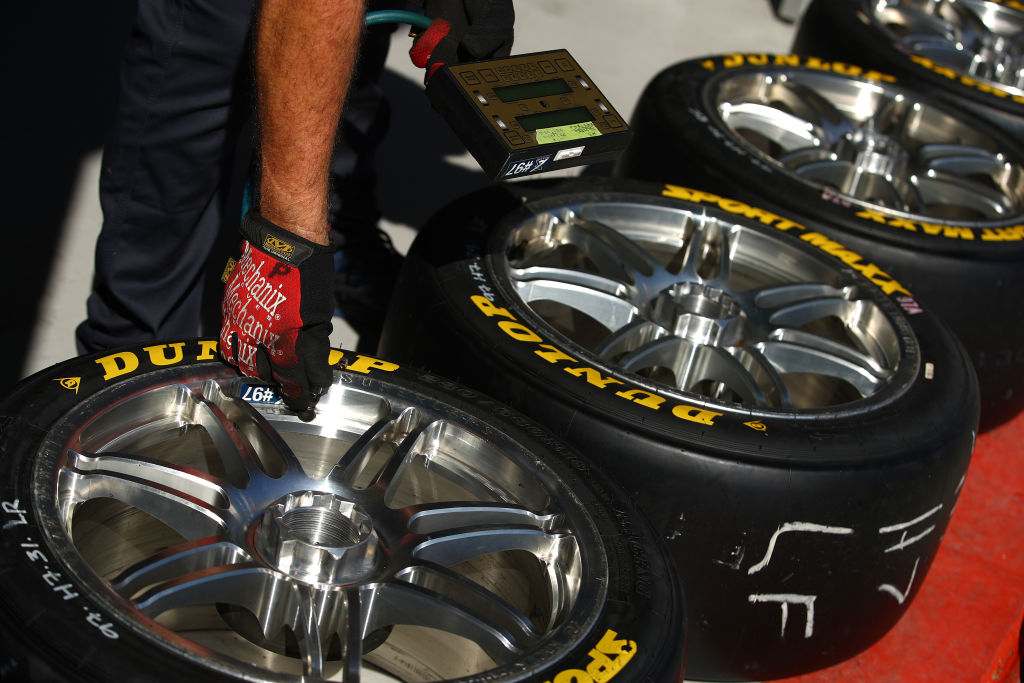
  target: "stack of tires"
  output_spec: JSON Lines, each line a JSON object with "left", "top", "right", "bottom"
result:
{"left": 2, "top": 3, "right": 1018, "bottom": 681}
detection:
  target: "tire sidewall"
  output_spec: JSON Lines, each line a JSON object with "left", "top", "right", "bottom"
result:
{"left": 0, "top": 339, "right": 684, "bottom": 683}
{"left": 794, "top": 0, "right": 1024, "bottom": 126}
{"left": 380, "top": 178, "right": 978, "bottom": 678}
{"left": 615, "top": 53, "right": 1024, "bottom": 259}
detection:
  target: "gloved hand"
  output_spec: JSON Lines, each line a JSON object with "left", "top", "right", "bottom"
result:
{"left": 409, "top": 0, "right": 514, "bottom": 81}
{"left": 220, "top": 211, "right": 334, "bottom": 417}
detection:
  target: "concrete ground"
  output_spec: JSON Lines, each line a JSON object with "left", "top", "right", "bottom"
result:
{"left": 5, "top": 0, "right": 797, "bottom": 390}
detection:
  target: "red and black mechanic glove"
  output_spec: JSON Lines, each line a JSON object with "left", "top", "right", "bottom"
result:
{"left": 220, "top": 211, "right": 334, "bottom": 416}
{"left": 409, "top": 0, "right": 515, "bottom": 81}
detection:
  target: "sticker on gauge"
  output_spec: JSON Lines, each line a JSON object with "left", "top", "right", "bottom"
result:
{"left": 554, "top": 145, "right": 586, "bottom": 162}
{"left": 240, "top": 384, "right": 284, "bottom": 405}
{"left": 503, "top": 154, "right": 553, "bottom": 178}
{"left": 535, "top": 121, "right": 601, "bottom": 145}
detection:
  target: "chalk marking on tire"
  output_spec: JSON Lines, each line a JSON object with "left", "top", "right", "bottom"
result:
{"left": 747, "top": 522, "right": 854, "bottom": 575}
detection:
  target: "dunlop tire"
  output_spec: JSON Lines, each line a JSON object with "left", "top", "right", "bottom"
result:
{"left": 613, "top": 54, "right": 1024, "bottom": 430}
{"left": 0, "top": 340, "right": 685, "bottom": 683}
{"left": 379, "top": 177, "right": 978, "bottom": 681}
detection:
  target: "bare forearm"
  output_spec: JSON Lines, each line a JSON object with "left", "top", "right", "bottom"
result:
{"left": 255, "top": 0, "right": 366, "bottom": 245}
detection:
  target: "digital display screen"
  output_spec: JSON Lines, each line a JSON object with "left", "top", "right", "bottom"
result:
{"left": 493, "top": 78, "right": 572, "bottom": 103}
{"left": 516, "top": 107, "right": 594, "bottom": 131}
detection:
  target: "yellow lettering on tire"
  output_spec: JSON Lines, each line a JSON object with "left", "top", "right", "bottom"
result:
{"left": 196, "top": 339, "right": 219, "bottom": 360}
{"left": 615, "top": 388, "right": 666, "bottom": 410}
{"left": 95, "top": 351, "right": 140, "bottom": 381}
{"left": 565, "top": 367, "right": 625, "bottom": 389}
{"left": 471, "top": 294, "right": 516, "bottom": 320}
{"left": 498, "top": 320, "right": 544, "bottom": 342}
{"left": 143, "top": 343, "right": 186, "bottom": 366}
{"left": 672, "top": 404, "right": 723, "bottom": 425}
{"left": 346, "top": 356, "right": 399, "bottom": 374}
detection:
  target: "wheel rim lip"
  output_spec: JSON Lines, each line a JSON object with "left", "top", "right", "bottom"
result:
{"left": 494, "top": 194, "right": 919, "bottom": 420}
{"left": 706, "top": 65, "right": 1024, "bottom": 225}
{"left": 866, "top": 0, "right": 1024, "bottom": 97}
{"left": 31, "top": 364, "right": 606, "bottom": 681}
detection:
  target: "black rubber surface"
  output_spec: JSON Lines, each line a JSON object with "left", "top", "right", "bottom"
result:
{"left": 379, "top": 177, "right": 978, "bottom": 680}
{"left": 0, "top": 339, "right": 686, "bottom": 682}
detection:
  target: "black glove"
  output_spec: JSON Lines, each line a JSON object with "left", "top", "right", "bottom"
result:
{"left": 409, "top": 0, "right": 514, "bottom": 81}
{"left": 220, "top": 211, "right": 334, "bottom": 417}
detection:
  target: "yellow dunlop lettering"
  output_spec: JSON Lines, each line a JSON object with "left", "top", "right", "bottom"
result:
{"left": 774, "top": 54, "right": 801, "bottom": 67}
{"left": 565, "top": 367, "right": 625, "bottom": 389}
{"left": 544, "top": 630, "right": 637, "bottom": 683}
{"left": 143, "top": 343, "right": 186, "bottom": 366}
{"left": 804, "top": 56, "right": 832, "bottom": 71}
{"left": 197, "top": 339, "right": 219, "bottom": 360}
{"left": 723, "top": 54, "right": 744, "bottom": 68}
{"left": 95, "top": 351, "right": 139, "bottom": 380}
{"left": 615, "top": 388, "right": 666, "bottom": 410}
{"left": 672, "top": 404, "right": 722, "bottom": 425}
{"left": 910, "top": 53, "right": 1015, "bottom": 97}
{"left": 831, "top": 62, "right": 862, "bottom": 77}
{"left": 328, "top": 349, "right": 345, "bottom": 365}
{"left": 498, "top": 320, "right": 543, "bottom": 342}
{"left": 535, "top": 344, "right": 576, "bottom": 364}
{"left": 471, "top": 294, "right": 516, "bottom": 320}
{"left": 346, "top": 355, "right": 399, "bottom": 374}
{"left": 747, "top": 54, "right": 769, "bottom": 65}
{"left": 701, "top": 59, "right": 716, "bottom": 72}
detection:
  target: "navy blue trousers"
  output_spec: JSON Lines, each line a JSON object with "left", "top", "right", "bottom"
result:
{"left": 76, "top": 0, "right": 393, "bottom": 353}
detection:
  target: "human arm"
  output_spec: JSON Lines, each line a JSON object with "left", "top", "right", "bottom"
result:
{"left": 221, "top": 0, "right": 366, "bottom": 416}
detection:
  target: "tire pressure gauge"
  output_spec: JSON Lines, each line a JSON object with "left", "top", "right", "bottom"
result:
{"left": 426, "top": 49, "right": 632, "bottom": 180}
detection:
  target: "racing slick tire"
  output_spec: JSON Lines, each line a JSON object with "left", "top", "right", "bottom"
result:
{"left": 378, "top": 177, "right": 978, "bottom": 680}
{"left": 792, "top": 0, "right": 1024, "bottom": 137}
{"left": 614, "top": 53, "right": 1024, "bottom": 431}
{"left": 0, "top": 339, "right": 685, "bottom": 682}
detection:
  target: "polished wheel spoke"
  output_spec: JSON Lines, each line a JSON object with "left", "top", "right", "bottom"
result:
{"left": 794, "top": 159, "right": 912, "bottom": 210}
{"left": 593, "top": 319, "right": 669, "bottom": 360}
{"left": 776, "top": 79, "right": 859, "bottom": 146}
{"left": 412, "top": 525, "right": 570, "bottom": 569}
{"left": 514, "top": 277, "right": 640, "bottom": 331}
{"left": 111, "top": 536, "right": 250, "bottom": 598}
{"left": 755, "top": 336, "right": 886, "bottom": 397}
{"left": 407, "top": 503, "right": 561, "bottom": 535}
{"left": 510, "top": 265, "right": 631, "bottom": 298}
{"left": 365, "top": 580, "right": 526, "bottom": 664}
{"left": 556, "top": 215, "right": 664, "bottom": 286}
{"left": 720, "top": 101, "right": 821, "bottom": 150}
{"left": 396, "top": 564, "right": 542, "bottom": 644}
{"left": 913, "top": 173, "right": 1015, "bottom": 217}
{"left": 778, "top": 145, "right": 837, "bottom": 169}
{"left": 679, "top": 217, "right": 734, "bottom": 286}
{"left": 134, "top": 562, "right": 290, "bottom": 627}
{"left": 63, "top": 450, "right": 229, "bottom": 539}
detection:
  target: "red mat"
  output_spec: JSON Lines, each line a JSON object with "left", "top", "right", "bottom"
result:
{"left": 776, "top": 412, "right": 1024, "bottom": 682}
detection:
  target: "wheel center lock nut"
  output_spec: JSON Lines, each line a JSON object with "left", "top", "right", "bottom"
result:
{"left": 651, "top": 282, "right": 744, "bottom": 346}
{"left": 256, "top": 491, "right": 379, "bottom": 586}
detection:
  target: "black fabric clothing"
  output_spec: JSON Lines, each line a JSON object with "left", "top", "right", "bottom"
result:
{"left": 76, "top": 0, "right": 394, "bottom": 353}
